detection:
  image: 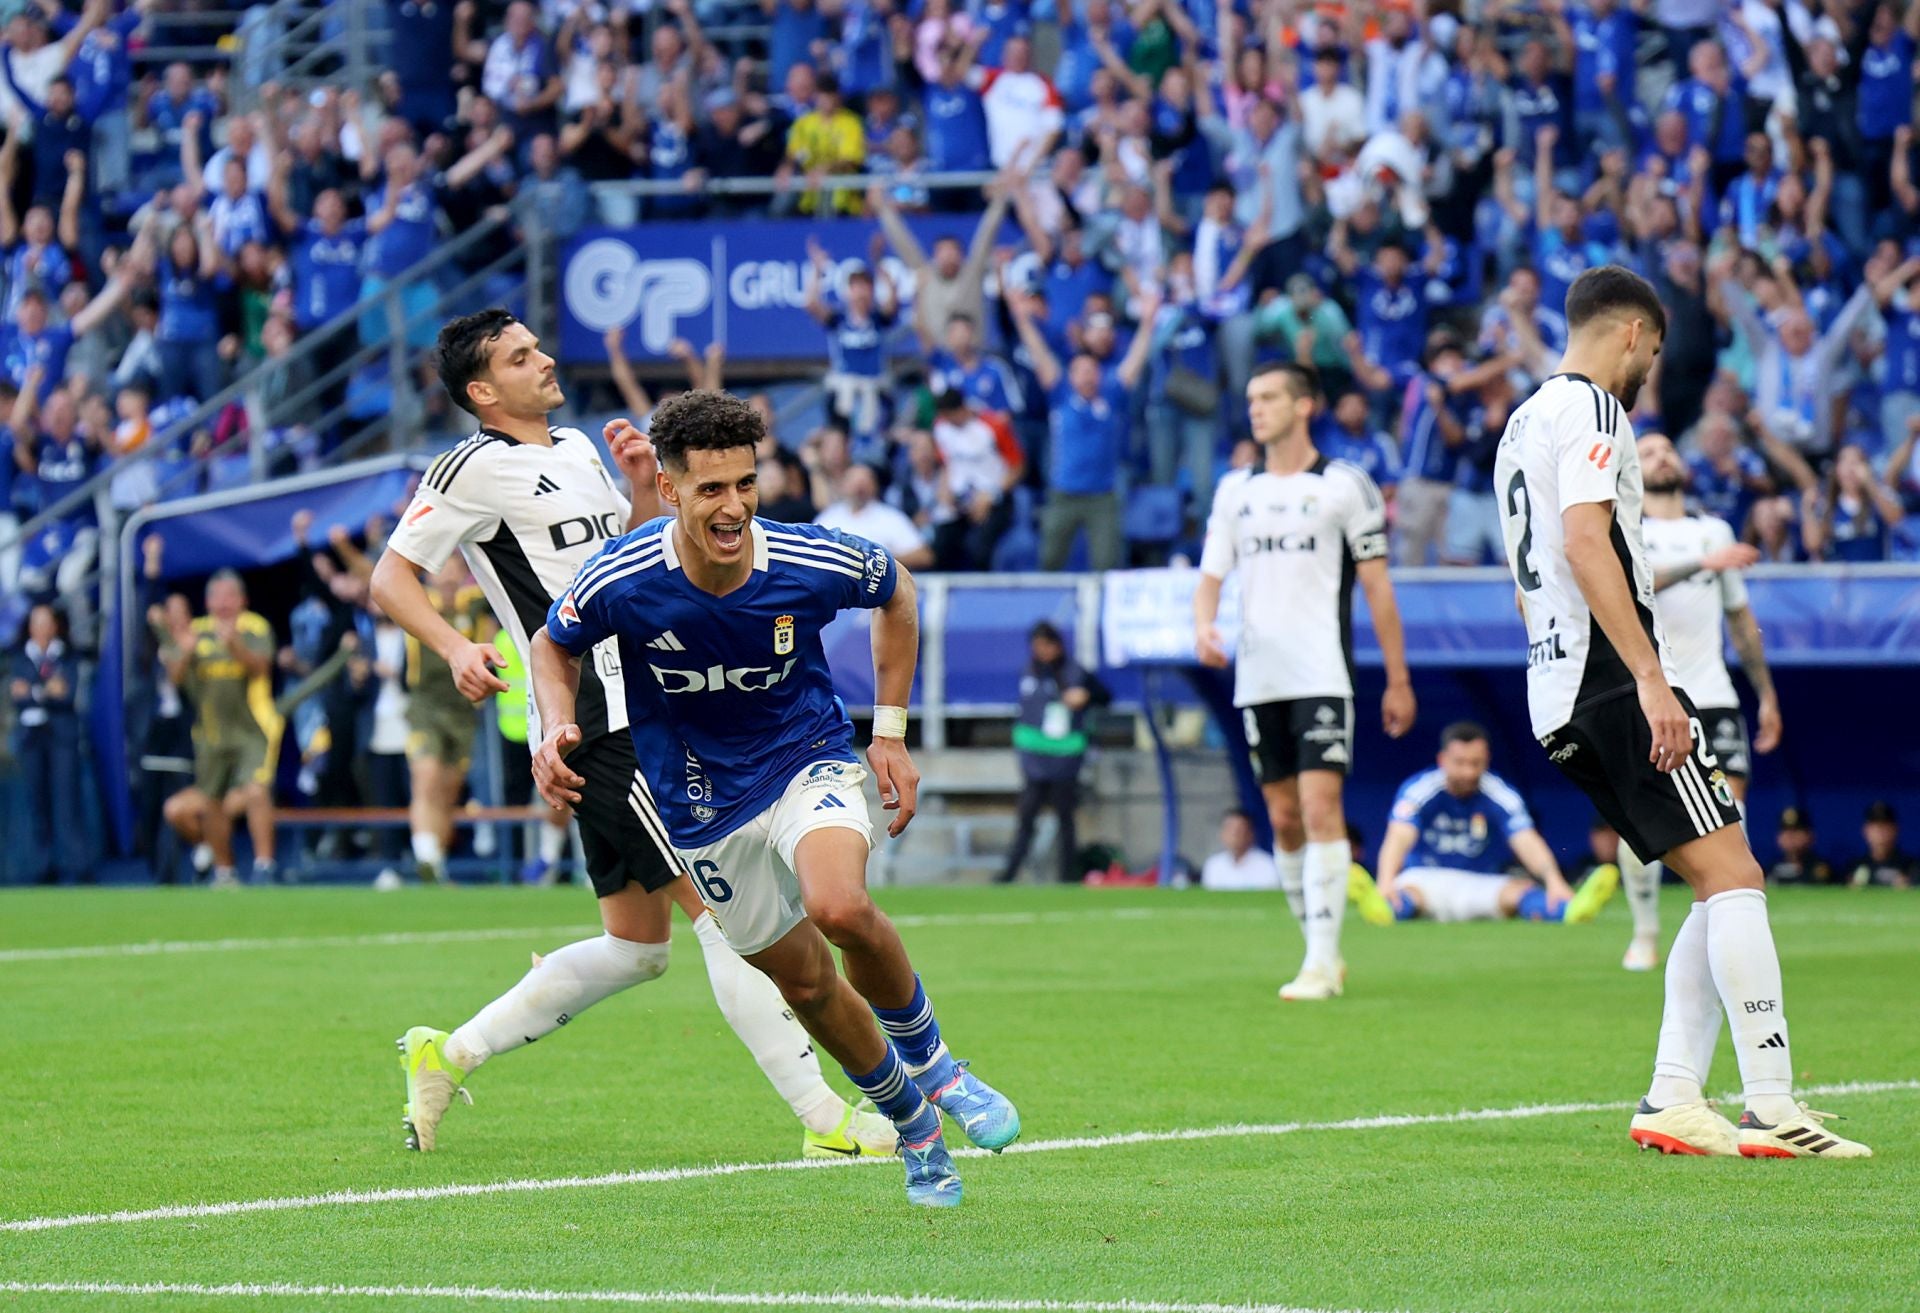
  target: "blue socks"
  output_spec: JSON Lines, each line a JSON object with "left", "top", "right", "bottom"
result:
{"left": 1392, "top": 892, "right": 1420, "bottom": 921}
{"left": 873, "top": 976, "right": 944, "bottom": 1069}
{"left": 1517, "top": 887, "right": 1567, "bottom": 922}
{"left": 845, "top": 1044, "right": 940, "bottom": 1144}
{"left": 873, "top": 975, "right": 964, "bottom": 1096}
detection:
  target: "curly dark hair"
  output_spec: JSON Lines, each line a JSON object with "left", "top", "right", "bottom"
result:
{"left": 435, "top": 308, "right": 519, "bottom": 416}
{"left": 649, "top": 389, "right": 766, "bottom": 473}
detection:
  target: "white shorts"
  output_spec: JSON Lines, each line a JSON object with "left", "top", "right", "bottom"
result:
{"left": 686, "top": 760, "right": 874, "bottom": 955}
{"left": 1395, "top": 867, "right": 1512, "bottom": 923}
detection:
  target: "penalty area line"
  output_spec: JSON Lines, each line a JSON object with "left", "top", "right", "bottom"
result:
{"left": 4, "top": 1079, "right": 1913, "bottom": 1235}
{"left": 0, "top": 1281, "right": 1380, "bottom": 1313}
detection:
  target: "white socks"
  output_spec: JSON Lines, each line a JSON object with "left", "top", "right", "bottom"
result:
{"left": 411, "top": 831, "right": 444, "bottom": 869}
{"left": 1703, "top": 887, "right": 1797, "bottom": 1123}
{"left": 1621, "top": 845, "right": 1662, "bottom": 940}
{"left": 539, "top": 819, "right": 569, "bottom": 863}
{"left": 689, "top": 912, "right": 845, "bottom": 1134}
{"left": 1647, "top": 902, "right": 1722, "bottom": 1107}
{"left": 1274, "top": 846, "right": 1305, "bottom": 922}
{"left": 446, "top": 933, "right": 670, "bottom": 1070}
{"left": 1300, "top": 840, "right": 1350, "bottom": 975}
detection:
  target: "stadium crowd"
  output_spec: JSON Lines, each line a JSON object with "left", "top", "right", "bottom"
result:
{"left": 2, "top": 0, "right": 1920, "bottom": 626}
{"left": 4, "top": 0, "right": 1920, "bottom": 883}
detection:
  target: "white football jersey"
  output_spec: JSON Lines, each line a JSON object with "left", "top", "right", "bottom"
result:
{"left": 1492, "top": 373, "right": 1675, "bottom": 738}
{"left": 1199, "top": 456, "right": 1389, "bottom": 705}
{"left": 387, "top": 425, "right": 631, "bottom": 742}
{"left": 1642, "top": 512, "right": 1747, "bottom": 710}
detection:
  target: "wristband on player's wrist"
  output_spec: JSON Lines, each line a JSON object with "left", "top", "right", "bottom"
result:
{"left": 872, "top": 705, "right": 908, "bottom": 739}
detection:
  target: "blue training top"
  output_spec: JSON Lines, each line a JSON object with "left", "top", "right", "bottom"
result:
{"left": 546, "top": 517, "right": 898, "bottom": 848}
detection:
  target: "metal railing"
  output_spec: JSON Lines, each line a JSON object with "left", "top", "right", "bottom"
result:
{"left": 124, "top": 6, "right": 252, "bottom": 65}
{"left": 4, "top": 212, "right": 525, "bottom": 558}
{"left": 230, "top": 0, "right": 387, "bottom": 109}
{"left": 4, "top": 212, "right": 534, "bottom": 655}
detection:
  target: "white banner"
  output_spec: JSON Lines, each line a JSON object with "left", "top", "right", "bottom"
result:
{"left": 1100, "top": 568, "right": 1242, "bottom": 667}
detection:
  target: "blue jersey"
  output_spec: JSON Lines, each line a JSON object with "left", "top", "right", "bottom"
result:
{"left": 1, "top": 323, "right": 73, "bottom": 400}
{"left": 1390, "top": 767, "right": 1535, "bottom": 875}
{"left": 292, "top": 220, "right": 368, "bottom": 330}
{"left": 365, "top": 179, "right": 440, "bottom": 277}
{"left": 973, "top": 0, "right": 1031, "bottom": 67}
{"left": 1569, "top": 5, "right": 1636, "bottom": 117}
{"left": 70, "top": 10, "right": 140, "bottom": 117}
{"left": 923, "top": 83, "right": 991, "bottom": 172}
{"left": 1662, "top": 76, "right": 1747, "bottom": 163}
{"left": 1507, "top": 75, "right": 1570, "bottom": 167}
{"left": 1046, "top": 376, "right": 1130, "bottom": 494}
{"left": 1399, "top": 373, "right": 1461, "bottom": 484}
{"left": 1532, "top": 226, "right": 1596, "bottom": 319}
{"left": 1316, "top": 423, "right": 1403, "bottom": 487}
{"left": 929, "top": 350, "right": 1024, "bottom": 414}
{"left": 1883, "top": 295, "right": 1920, "bottom": 395}
{"left": 1354, "top": 270, "right": 1429, "bottom": 381}
{"left": 1859, "top": 33, "right": 1915, "bottom": 142}
{"left": 545, "top": 518, "right": 899, "bottom": 848}
{"left": 3, "top": 242, "right": 74, "bottom": 318}
{"left": 157, "top": 258, "right": 226, "bottom": 343}
{"left": 824, "top": 303, "right": 897, "bottom": 378}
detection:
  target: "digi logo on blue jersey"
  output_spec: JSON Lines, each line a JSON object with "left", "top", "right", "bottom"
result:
{"left": 544, "top": 518, "right": 899, "bottom": 848}
{"left": 649, "top": 658, "right": 800, "bottom": 694}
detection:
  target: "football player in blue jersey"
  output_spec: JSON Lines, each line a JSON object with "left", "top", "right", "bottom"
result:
{"left": 1350, "top": 721, "right": 1620, "bottom": 926}
{"left": 530, "top": 389, "right": 1018, "bottom": 1208}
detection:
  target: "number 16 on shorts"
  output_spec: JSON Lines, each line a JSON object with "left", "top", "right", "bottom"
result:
{"left": 691, "top": 858, "right": 733, "bottom": 904}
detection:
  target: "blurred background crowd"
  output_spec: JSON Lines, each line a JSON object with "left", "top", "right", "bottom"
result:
{"left": 3, "top": 0, "right": 1919, "bottom": 886}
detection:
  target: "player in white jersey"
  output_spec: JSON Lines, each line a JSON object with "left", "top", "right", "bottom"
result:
{"left": 369, "top": 310, "right": 897, "bottom": 1160}
{"left": 1618, "top": 432, "right": 1781, "bottom": 972}
{"left": 1194, "top": 362, "right": 1417, "bottom": 1001}
{"left": 1495, "top": 266, "right": 1867, "bottom": 1158}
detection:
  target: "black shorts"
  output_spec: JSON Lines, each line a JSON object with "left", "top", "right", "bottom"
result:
{"left": 1695, "top": 705, "right": 1752, "bottom": 780}
{"left": 1540, "top": 687, "right": 1743, "bottom": 862}
{"left": 568, "top": 732, "right": 680, "bottom": 898}
{"left": 1242, "top": 697, "right": 1352, "bottom": 783}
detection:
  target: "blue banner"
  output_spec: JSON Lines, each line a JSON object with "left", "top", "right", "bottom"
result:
{"left": 557, "top": 216, "right": 1014, "bottom": 365}
{"left": 139, "top": 467, "right": 421, "bottom": 581}
{"left": 1100, "top": 567, "right": 1920, "bottom": 673}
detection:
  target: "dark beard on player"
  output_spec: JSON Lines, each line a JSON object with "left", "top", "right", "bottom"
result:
{"left": 1617, "top": 368, "right": 1646, "bottom": 410}
{"left": 1644, "top": 475, "right": 1686, "bottom": 495}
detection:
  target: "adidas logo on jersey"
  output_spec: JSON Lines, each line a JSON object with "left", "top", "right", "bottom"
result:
{"left": 646, "top": 631, "right": 687, "bottom": 652}
{"left": 534, "top": 475, "right": 561, "bottom": 496}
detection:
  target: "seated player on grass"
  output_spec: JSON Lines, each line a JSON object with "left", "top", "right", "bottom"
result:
{"left": 1351, "top": 721, "right": 1619, "bottom": 924}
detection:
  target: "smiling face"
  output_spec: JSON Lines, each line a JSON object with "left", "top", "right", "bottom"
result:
{"left": 663, "top": 445, "right": 759, "bottom": 570}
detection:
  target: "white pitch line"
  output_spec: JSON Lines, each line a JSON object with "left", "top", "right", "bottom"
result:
{"left": 0, "top": 1281, "right": 1376, "bottom": 1313}
{"left": 5, "top": 1079, "right": 1911, "bottom": 1236}
{"left": 0, "top": 906, "right": 1229, "bottom": 965}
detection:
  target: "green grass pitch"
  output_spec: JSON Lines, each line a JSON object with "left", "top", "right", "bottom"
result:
{"left": 2, "top": 883, "right": 1916, "bottom": 1313}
